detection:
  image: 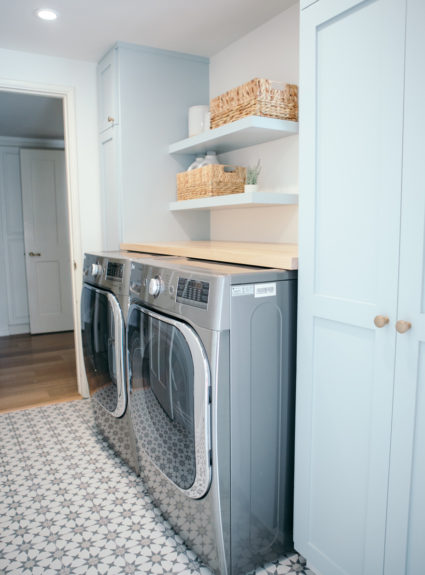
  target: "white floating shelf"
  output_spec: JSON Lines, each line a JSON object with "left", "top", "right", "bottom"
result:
{"left": 169, "top": 116, "right": 299, "bottom": 156}
{"left": 169, "top": 191, "right": 298, "bottom": 212}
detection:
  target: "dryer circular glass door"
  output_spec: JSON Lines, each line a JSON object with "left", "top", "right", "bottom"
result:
{"left": 81, "top": 284, "right": 126, "bottom": 418}
{"left": 127, "top": 304, "right": 211, "bottom": 499}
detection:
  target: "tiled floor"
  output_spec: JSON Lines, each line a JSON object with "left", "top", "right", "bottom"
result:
{"left": 0, "top": 400, "right": 314, "bottom": 575}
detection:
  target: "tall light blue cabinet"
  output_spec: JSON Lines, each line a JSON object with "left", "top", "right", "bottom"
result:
{"left": 295, "top": 1, "right": 425, "bottom": 574}
{"left": 97, "top": 43, "right": 210, "bottom": 250}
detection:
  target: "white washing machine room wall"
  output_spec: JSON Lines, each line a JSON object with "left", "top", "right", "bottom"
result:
{"left": 126, "top": 258, "right": 298, "bottom": 575}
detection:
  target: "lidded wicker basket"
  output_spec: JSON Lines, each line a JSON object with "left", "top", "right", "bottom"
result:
{"left": 210, "top": 78, "right": 298, "bottom": 129}
{"left": 177, "top": 164, "right": 246, "bottom": 201}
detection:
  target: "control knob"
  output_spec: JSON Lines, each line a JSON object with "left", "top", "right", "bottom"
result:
{"left": 148, "top": 276, "right": 163, "bottom": 297}
{"left": 91, "top": 263, "right": 103, "bottom": 277}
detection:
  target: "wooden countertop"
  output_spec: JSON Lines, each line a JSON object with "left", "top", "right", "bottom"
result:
{"left": 120, "top": 241, "right": 298, "bottom": 270}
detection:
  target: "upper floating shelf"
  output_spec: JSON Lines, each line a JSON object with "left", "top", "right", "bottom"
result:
{"left": 168, "top": 116, "right": 299, "bottom": 156}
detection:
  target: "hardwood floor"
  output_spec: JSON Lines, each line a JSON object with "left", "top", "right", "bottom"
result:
{"left": 0, "top": 331, "right": 81, "bottom": 413}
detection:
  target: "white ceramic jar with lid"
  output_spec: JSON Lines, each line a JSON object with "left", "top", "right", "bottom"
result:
{"left": 188, "top": 105, "right": 209, "bottom": 137}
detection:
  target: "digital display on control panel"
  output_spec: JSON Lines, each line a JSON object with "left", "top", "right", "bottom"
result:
{"left": 106, "top": 261, "right": 124, "bottom": 281}
{"left": 177, "top": 277, "right": 209, "bottom": 308}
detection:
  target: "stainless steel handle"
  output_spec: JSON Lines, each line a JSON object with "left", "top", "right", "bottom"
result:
{"left": 28, "top": 251, "right": 41, "bottom": 257}
{"left": 396, "top": 320, "right": 412, "bottom": 334}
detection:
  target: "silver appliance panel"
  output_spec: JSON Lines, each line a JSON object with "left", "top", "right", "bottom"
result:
{"left": 126, "top": 257, "right": 298, "bottom": 574}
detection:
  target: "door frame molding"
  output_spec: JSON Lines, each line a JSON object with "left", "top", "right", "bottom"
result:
{"left": 0, "top": 78, "right": 87, "bottom": 397}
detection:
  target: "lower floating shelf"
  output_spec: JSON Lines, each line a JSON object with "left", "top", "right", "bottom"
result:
{"left": 169, "top": 191, "right": 298, "bottom": 211}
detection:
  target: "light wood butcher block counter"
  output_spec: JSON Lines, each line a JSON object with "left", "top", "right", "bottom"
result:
{"left": 120, "top": 241, "right": 298, "bottom": 270}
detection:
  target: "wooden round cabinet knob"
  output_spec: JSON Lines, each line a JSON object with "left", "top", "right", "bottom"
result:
{"left": 107, "top": 115, "right": 115, "bottom": 123}
{"left": 396, "top": 320, "right": 412, "bottom": 334}
{"left": 374, "top": 315, "right": 390, "bottom": 328}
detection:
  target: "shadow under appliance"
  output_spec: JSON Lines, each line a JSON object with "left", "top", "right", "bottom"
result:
{"left": 126, "top": 258, "right": 297, "bottom": 574}
{"left": 81, "top": 251, "right": 163, "bottom": 471}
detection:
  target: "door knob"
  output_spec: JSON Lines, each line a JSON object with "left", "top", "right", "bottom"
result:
{"left": 374, "top": 315, "right": 389, "bottom": 328}
{"left": 396, "top": 320, "right": 412, "bottom": 334}
{"left": 28, "top": 251, "right": 41, "bottom": 257}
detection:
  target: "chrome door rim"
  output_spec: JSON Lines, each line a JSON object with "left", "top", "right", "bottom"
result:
{"left": 127, "top": 303, "right": 212, "bottom": 499}
{"left": 82, "top": 284, "right": 126, "bottom": 418}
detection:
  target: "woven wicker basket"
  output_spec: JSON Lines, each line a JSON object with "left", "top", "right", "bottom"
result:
{"left": 177, "top": 164, "right": 246, "bottom": 201}
{"left": 210, "top": 78, "right": 298, "bottom": 129}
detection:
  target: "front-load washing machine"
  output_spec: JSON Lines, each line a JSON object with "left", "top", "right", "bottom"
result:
{"left": 126, "top": 257, "right": 298, "bottom": 575}
{"left": 81, "top": 251, "right": 175, "bottom": 472}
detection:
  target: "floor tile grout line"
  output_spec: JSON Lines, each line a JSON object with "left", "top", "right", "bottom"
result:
{"left": 0, "top": 400, "right": 315, "bottom": 575}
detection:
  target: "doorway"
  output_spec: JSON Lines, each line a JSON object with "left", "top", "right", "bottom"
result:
{"left": 0, "top": 85, "right": 86, "bottom": 406}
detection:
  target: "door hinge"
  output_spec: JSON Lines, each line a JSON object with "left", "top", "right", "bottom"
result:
{"left": 73, "top": 261, "right": 77, "bottom": 270}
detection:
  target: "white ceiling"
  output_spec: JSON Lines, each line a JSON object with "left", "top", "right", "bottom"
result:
{"left": 0, "top": 0, "right": 298, "bottom": 140}
{"left": 0, "top": 0, "right": 298, "bottom": 62}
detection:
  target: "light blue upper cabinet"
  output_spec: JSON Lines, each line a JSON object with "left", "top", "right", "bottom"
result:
{"left": 96, "top": 42, "right": 210, "bottom": 249}
{"left": 98, "top": 47, "right": 119, "bottom": 133}
{"left": 295, "top": 0, "right": 425, "bottom": 574}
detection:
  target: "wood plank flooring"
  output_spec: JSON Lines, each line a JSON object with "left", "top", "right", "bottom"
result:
{"left": 0, "top": 331, "right": 81, "bottom": 413}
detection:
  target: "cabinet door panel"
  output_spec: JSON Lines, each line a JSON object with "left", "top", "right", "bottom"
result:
{"left": 385, "top": 0, "right": 425, "bottom": 572}
{"left": 313, "top": 0, "right": 402, "bottom": 305}
{"left": 295, "top": 1, "right": 406, "bottom": 574}
{"left": 99, "top": 130, "right": 122, "bottom": 250}
{"left": 98, "top": 48, "right": 119, "bottom": 133}
{"left": 405, "top": 348, "right": 425, "bottom": 573}
{"left": 309, "top": 319, "right": 375, "bottom": 573}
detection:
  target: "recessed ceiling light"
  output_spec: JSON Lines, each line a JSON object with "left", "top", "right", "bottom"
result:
{"left": 35, "top": 8, "right": 58, "bottom": 21}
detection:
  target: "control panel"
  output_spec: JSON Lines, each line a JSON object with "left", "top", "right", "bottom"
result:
{"left": 106, "top": 261, "right": 124, "bottom": 282}
{"left": 176, "top": 277, "right": 209, "bottom": 309}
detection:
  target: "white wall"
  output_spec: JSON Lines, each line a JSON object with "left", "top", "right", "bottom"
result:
{"left": 0, "top": 48, "right": 101, "bottom": 253}
{"left": 209, "top": 4, "right": 299, "bottom": 243}
{"left": 118, "top": 44, "right": 210, "bottom": 244}
{"left": 0, "top": 48, "right": 98, "bottom": 394}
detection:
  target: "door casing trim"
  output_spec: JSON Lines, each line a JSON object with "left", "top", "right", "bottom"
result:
{"left": 0, "top": 78, "right": 88, "bottom": 397}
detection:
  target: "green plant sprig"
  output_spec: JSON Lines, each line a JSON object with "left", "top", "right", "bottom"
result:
{"left": 246, "top": 159, "right": 262, "bottom": 185}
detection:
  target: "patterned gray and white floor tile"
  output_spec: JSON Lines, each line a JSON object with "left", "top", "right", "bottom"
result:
{"left": 0, "top": 400, "right": 314, "bottom": 575}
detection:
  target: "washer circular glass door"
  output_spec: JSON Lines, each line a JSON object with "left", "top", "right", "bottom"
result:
{"left": 81, "top": 284, "right": 126, "bottom": 418}
{"left": 127, "top": 304, "right": 211, "bottom": 499}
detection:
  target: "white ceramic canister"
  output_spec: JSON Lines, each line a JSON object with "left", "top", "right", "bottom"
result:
{"left": 188, "top": 105, "right": 209, "bottom": 137}
{"left": 203, "top": 110, "right": 211, "bottom": 132}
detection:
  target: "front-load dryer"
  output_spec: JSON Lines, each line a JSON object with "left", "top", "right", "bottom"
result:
{"left": 81, "top": 251, "right": 176, "bottom": 472}
{"left": 126, "top": 257, "right": 298, "bottom": 574}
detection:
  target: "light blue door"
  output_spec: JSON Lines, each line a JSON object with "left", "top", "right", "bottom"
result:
{"left": 295, "top": 1, "right": 406, "bottom": 574}
{"left": 384, "top": 1, "right": 425, "bottom": 573}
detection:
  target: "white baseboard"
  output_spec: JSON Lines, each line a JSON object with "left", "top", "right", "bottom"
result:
{"left": 9, "top": 323, "right": 30, "bottom": 335}
{"left": 0, "top": 323, "right": 30, "bottom": 337}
